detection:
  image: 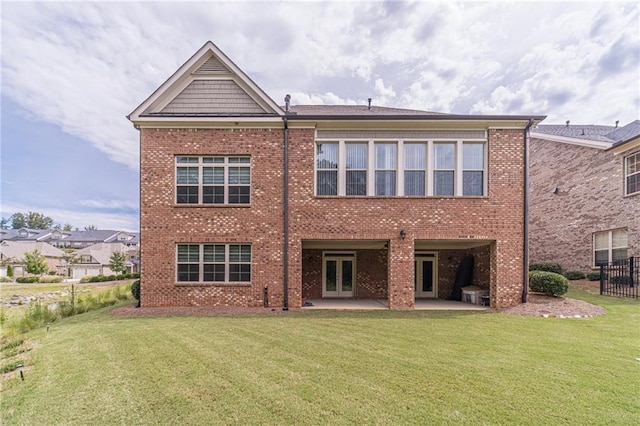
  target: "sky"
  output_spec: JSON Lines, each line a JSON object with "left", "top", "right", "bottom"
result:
{"left": 1, "top": 1, "right": 639, "bottom": 232}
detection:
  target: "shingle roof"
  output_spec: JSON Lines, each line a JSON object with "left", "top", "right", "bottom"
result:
{"left": 0, "top": 241, "right": 65, "bottom": 260}
{"left": 286, "top": 105, "right": 448, "bottom": 116}
{"left": 534, "top": 120, "right": 640, "bottom": 145}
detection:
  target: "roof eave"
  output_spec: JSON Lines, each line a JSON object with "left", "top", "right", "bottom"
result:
{"left": 530, "top": 131, "right": 613, "bottom": 150}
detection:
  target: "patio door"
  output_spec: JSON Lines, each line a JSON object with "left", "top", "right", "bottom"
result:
{"left": 323, "top": 253, "right": 355, "bottom": 298}
{"left": 415, "top": 253, "right": 437, "bottom": 298}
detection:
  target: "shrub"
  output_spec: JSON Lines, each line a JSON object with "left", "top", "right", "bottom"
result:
{"left": 107, "top": 275, "right": 117, "bottom": 281}
{"left": 131, "top": 280, "right": 140, "bottom": 301}
{"left": 0, "top": 276, "right": 13, "bottom": 283}
{"left": 587, "top": 272, "right": 601, "bottom": 281}
{"left": 529, "top": 263, "right": 563, "bottom": 274}
{"left": 15, "top": 277, "right": 39, "bottom": 283}
{"left": 7, "top": 265, "right": 13, "bottom": 278}
{"left": 48, "top": 270, "right": 57, "bottom": 275}
{"left": 79, "top": 276, "right": 91, "bottom": 283}
{"left": 564, "top": 270, "right": 586, "bottom": 280}
{"left": 611, "top": 275, "right": 632, "bottom": 286}
{"left": 38, "top": 275, "right": 64, "bottom": 283}
{"left": 529, "top": 271, "right": 569, "bottom": 297}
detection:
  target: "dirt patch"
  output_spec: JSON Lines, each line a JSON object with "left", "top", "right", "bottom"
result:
{"left": 501, "top": 279, "right": 605, "bottom": 318}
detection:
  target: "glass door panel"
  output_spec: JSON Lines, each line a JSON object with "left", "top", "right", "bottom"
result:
{"left": 323, "top": 255, "right": 354, "bottom": 297}
{"left": 415, "top": 256, "right": 437, "bottom": 298}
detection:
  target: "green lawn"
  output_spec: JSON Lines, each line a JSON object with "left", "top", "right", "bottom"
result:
{"left": 2, "top": 286, "right": 638, "bottom": 425}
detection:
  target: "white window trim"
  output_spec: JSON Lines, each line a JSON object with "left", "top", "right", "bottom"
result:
{"left": 593, "top": 228, "right": 628, "bottom": 267}
{"left": 624, "top": 152, "right": 639, "bottom": 196}
{"left": 315, "top": 139, "right": 487, "bottom": 197}
{"left": 176, "top": 243, "right": 252, "bottom": 283}
{"left": 175, "top": 156, "right": 251, "bottom": 205}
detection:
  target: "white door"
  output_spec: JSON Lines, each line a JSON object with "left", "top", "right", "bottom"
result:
{"left": 323, "top": 254, "right": 355, "bottom": 298}
{"left": 415, "top": 254, "right": 437, "bottom": 298}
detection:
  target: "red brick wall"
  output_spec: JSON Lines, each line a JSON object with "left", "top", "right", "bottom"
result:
{"left": 286, "top": 128, "right": 526, "bottom": 308}
{"left": 140, "top": 126, "right": 526, "bottom": 309}
{"left": 139, "top": 128, "right": 285, "bottom": 307}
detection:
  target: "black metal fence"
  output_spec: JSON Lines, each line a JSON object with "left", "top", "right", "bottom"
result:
{"left": 600, "top": 257, "right": 638, "bottom": 299}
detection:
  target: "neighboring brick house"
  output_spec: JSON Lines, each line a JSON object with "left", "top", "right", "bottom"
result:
{"left": 529, "top": 121, "right": 640, "bottom": 272}
{"left": 128, "top": 41, "right": 544, "bottom": 309}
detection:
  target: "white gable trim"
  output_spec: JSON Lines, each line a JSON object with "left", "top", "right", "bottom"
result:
{"left": 128, "top": 41, "right": 284, "bottom": 122}
{"left": 530, "top": 131, "right": 612, "bottom": 150}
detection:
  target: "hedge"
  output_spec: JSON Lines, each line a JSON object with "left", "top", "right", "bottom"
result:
{"left": 79, "top": 273, "right": 140, "bottom": 283}
{"left": 529, "top": 263, "right": 563, "bottom": 274}
{"left": 529, "top": 271, "right": 569, "bottom": 297}
{"left": 15, "top": 277, "right": 39, "bottom": 283}
{"left": 587, "top": 272, "right": 601, "bottom": 281}
{"left": 564, "top": 270, "right": 586, "bottom": 280}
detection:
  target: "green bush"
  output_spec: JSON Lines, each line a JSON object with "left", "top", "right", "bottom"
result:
{"left": 15, "top": 277, "right": 39, "bottom": 283}
{"left": 48, "top": 270, "right": 57, "bottom": 275}
{"left": 529, "top": 271, "right": 569, "bottom": 297}
{"left": 38, "top": 275, "right": 64, "bottom": 283}
{"left": 0, "top": 276, "right": 13, "bottom": 283}
{"left": 131, "top": 280, "right": 140, "bottom": 300}
{"left": 611, "top": 275, "right": 632, "bottom": 286}
{"left": 79, "top": 276, "right": 91, "bottom": 283}
{"left": 7, "top": 265, "right": 13, "bottom": 278}
{"left": 587, "top": 272, "right": 601, "bottom": 281}
{"left": 529, "top": 263, "right": 563, "bottom": 274}
{"left": 564, "top": 270, "right": 586, "bottom": 280}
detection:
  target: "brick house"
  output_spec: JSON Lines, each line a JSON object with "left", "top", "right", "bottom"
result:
{"left": 529, "top": 121, "right": 640, "bottom": 272}
{"left": 128, "top": 41, "right": 544, "bottom": 309}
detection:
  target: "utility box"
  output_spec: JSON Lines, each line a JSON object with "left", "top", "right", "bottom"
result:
{"left": 461, "top": 286, "right": 489, "bottom": 305}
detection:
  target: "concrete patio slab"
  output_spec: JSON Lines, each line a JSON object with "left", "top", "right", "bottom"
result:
{"left": 303, "top": 299, "right": 488, "bottom": 311}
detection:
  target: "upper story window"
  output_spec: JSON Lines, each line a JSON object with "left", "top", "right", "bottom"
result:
{"left": 315, "top": 140, "right": 486, "bottom": 197}
{"left": 594, "top": 228, "right": 628, "bottom": 266}
{"left": 625, "top": 152, "right": 639, "bottom": 196}
{"left": 176, "top": 156, "right": 250, "bottom": 205}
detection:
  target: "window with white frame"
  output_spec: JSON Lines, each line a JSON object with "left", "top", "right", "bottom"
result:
{"left": 593, "top": 229, "right": 628, "bottom": 266}
{"left": 176, "top": 156, "right": 250, "bottom": 205}
{"left": 346, "top": 143, "right": 367, "bottom": 195}
{"left": 625, "top": 152, "right": 639, "bottom": 196}
{"left": 316, "top": 143, "right": 338, "bottom": 195}
{"left": 315, "top": 140, "right": 486, "bottom": 197}
{"left": 404, "top": 144, "right": 426, "bottom": 195}
{"left": 375, "top": 144, "right": 397, "bottom": 195}
{"left": 176, "top": 244, "right": 251, "bottom": 282}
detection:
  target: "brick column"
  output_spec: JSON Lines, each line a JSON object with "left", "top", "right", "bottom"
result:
{"left": 388, "top": 237, "right": 415, "bottom": 309}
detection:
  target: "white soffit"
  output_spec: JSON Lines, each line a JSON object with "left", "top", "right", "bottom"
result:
{"left": 530, "top": 132, "right": 612, "bottom": 150}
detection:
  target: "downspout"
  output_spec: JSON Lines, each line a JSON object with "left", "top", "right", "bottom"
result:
{"left": 522, "top": 118, "right": 534, "bottom": 303}
{"left": 282, "top": 96, "right": 290, "bottom": 311}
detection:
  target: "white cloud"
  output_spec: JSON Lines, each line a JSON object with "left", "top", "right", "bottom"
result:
{"left": 1, "top": 0, "right": 638, "bottom": 183}
{"left": 77, "top": 199, "right": 138, "bottom": 210}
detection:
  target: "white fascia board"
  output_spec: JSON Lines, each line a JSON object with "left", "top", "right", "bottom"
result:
{"left": 133, "top": 117, "right": 284, "bottom": 129}
{"left": 609, "top": 138, "right": 640, "bottom": 155}
{"left": 530, "top": 131, "right": 612, "bottom": 150}
{"left": 128, "top": 41, "right": 284, "bottom": 122}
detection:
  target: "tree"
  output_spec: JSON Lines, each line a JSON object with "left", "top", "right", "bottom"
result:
{"left": 53, "top": 223, "right": 74, "bottom": 231}
{"left": 85, "top": 225, "right": 98, "bottom": 231}
{"left": 0, "top": 217, "right": 9, "bottom": 230}
{"left": 7, "top": 264, "right": 14, "bottom": 278}
{"left": 109, "top": 252, "right": 127, "bottom": 275}
{"left": 10, "top": 211, "right": 54, "bottom": 229}
{"left": 24, "top": 249, "right": 48, "bottom": 275}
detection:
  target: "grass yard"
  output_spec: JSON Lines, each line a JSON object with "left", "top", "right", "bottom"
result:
{"left": 1, "top": 286, "right": 638, "bottom": 425}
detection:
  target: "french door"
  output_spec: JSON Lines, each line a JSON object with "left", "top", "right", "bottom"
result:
{"left": 415, "top": 253, "right": 437, "bottom": 298}
{"left": 323, "top": 253, "right": 355, "bottom": 297}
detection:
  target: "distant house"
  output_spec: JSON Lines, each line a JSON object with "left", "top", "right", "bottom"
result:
{"left": 0, "top": 229, "right": 139, "bottom": 249}
{"left": 64, "top": 243, "right": 138, "bottom": 279}
{"left": 0, "top": 241, "right": 65, "bottom": 276}
{"left": 529, "top": 120, "right": 640, "bottom": 271}
{"left": 128, "top": 41, "right": 544, "bottom": 309}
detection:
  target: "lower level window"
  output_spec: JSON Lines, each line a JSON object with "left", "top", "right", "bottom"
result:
{"left": 177, "top": 244, "right": 251, "bottom": 282}
{"left": 593, "top": 229, "right": 627, "bottom": 266}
